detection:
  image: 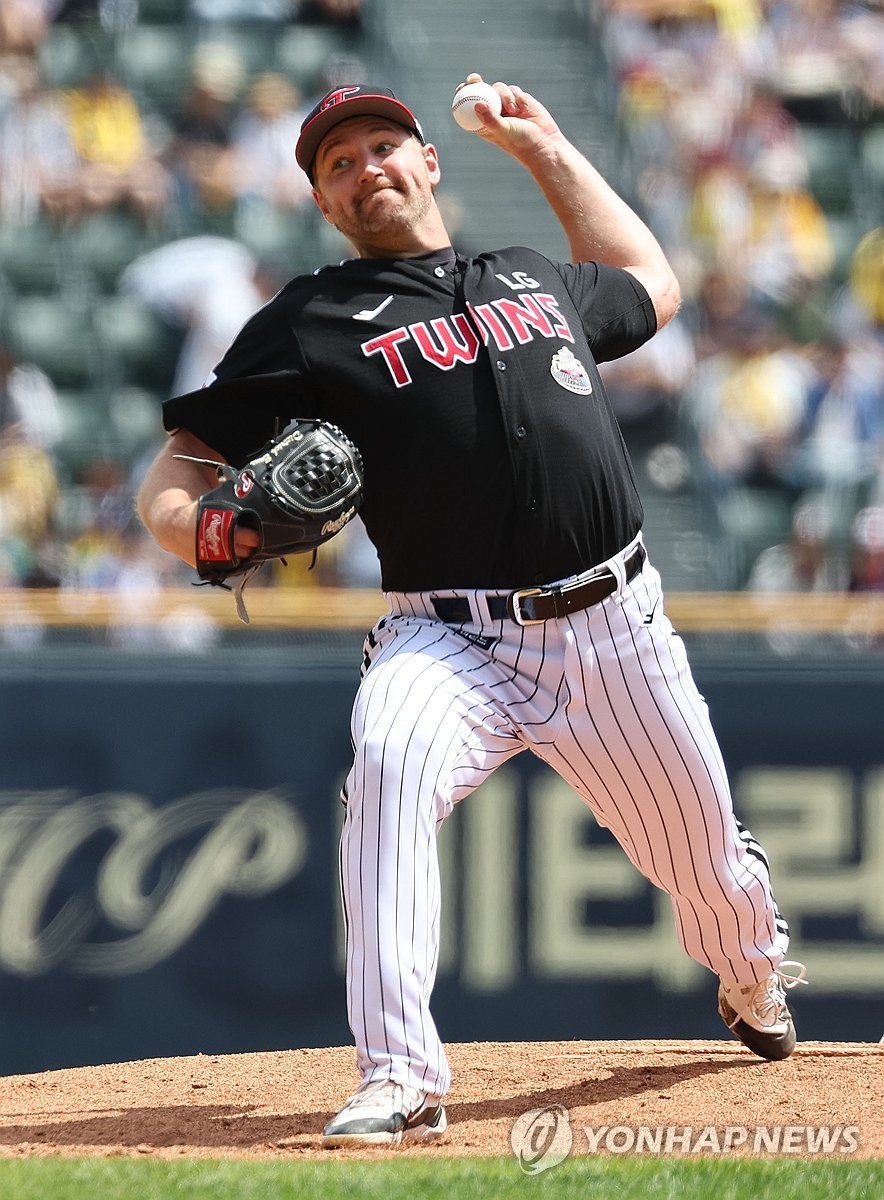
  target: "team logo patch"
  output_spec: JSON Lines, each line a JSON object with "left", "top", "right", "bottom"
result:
{"left": 550, "top": 346, "right": 592, "bottom": 395}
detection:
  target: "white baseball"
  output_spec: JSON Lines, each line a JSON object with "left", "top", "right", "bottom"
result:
{"left": 451, "top": 81, "right": 502, "bottom": 132}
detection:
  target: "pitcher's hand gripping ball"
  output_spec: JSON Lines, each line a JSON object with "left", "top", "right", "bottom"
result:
{"left": 451, "top": 80, "right": 502, "bottom": 132}
{"left": 180, "top": 418, "right": 364, "bottom": 621}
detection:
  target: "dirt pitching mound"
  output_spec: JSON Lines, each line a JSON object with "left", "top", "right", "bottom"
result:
{"left": 0, "top": 1040, "right": 881, "bottom": 1161}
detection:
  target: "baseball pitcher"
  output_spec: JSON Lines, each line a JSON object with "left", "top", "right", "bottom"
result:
{"left": 137, "top": 74, "right": 807, "bottom": 1148}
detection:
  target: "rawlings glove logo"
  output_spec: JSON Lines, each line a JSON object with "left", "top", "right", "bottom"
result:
{"left": 234, "top": 471, "right": 255, "bottom": 499}
{"left": 198, "top": 508, "right": 235, "bottom": 562}
{"left": 321, "top": 506, "right": 356, "bottom": 537}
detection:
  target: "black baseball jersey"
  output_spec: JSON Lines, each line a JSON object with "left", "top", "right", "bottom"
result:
{"left": 163, "top": 245, "right": 656, "bottom": 591}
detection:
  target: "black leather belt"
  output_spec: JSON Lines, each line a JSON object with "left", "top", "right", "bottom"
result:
{"left": 432, "top": 545, "right": 645, "bottom": 627}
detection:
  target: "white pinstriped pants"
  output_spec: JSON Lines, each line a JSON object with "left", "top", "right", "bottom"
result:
{"left": 339, "top": 546, "right": 789, "bottom": 1096}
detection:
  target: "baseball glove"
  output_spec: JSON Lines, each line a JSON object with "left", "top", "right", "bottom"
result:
{"left": 177, "top": 417, "right": 364, "bottom": 622}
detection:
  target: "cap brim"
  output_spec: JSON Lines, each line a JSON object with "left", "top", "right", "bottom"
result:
{"left": 296, "top": 95, "right": 423, "bottom": 176}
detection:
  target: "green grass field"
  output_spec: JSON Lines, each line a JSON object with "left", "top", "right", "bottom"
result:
{"left": 0, "top": 1157, "right": 881, "bottom": 1200}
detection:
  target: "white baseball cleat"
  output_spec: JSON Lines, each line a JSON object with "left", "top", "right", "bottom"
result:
{"left": 718, "top": 960, "right": 808, "bottom": 1061}
{"left": 321, "top": 1079, "right": 448, "bottom": 1147}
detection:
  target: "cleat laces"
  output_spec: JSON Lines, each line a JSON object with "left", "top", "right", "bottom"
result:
{"left": 725, "top": 961, "right": 808, "bottom": 1031}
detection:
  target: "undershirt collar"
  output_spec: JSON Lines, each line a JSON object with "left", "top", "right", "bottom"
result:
{"left": 409, "top": 246, "right": 457, "bottom": 267}
{"left": 348, "top": 247, "right": 457, "bottom": 269}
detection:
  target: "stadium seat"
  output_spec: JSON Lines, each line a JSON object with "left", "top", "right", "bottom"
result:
{"left": 800, "top": 126, "right": 860, "bottom": 216}
{"left": 52, "top": 387, "right": 118, "bottom": 475}
{"left": 136, "top": 0, "right": 184, "bottom": 23}
{"left": 93, "top": 295, "right": 177, "bottom": 390}
{"left": 860, "top": 125, "right": 884, "bottom": 203}
{"left": 37, "top": 23, "right": 99, "bottom": 88}
{"left": 7, "top": 296, "right": 97, "bottom": 388}
{"left": 275, "top": 25, "right": 361, "bottom": 94}
{"left": 198, "top": 29, "right": 276, "bottom": 80}
{"left": 824, "top": 214, "right": 866, "bottom": 283}
{"left": 235, "top": 205, "right": 318, "bottom": 274}
{"left": 108, "top": 386, "right": 166, "bottom": 458}
{"left": 0, "top": 220, "right": 66, "bottom": 294}
{"left": 717, "top": 487, "right": 795, "bottom": 588}
{"left": 116, "top": 25, "right": 194, "bottom": 115}
{"left": 69, "top": 210, "right": 163, "bottom": 293}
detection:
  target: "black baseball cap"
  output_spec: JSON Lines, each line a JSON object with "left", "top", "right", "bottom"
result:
{"left": 295, "top": 85, "right": 425, "bottom": 181}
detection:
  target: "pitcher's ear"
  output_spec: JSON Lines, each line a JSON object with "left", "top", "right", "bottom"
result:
{"left": 312, "top": 188, "right": 333, "bottom": 224}
{"left": 423, "top": 142, "right": 441, "bottom": 184}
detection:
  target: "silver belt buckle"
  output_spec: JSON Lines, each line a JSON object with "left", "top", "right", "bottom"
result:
{"left": 507, "top": 586, "right": 545, "bottom": 626}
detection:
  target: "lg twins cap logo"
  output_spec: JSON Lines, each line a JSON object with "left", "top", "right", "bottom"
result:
{"left": 550, "top": 346, "right": 592, "bottom": 395}
{"left": 321, "top": 86, "right": 360, "bottom": 111}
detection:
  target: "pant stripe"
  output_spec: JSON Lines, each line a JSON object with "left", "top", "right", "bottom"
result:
{"left": 340, "top": 559, "right": 789, "bottom": 1093}
{"left": 618, "top": 573, "right": 778, "bottom": 976}
{"left": 587, "top": 608, "right": 719, "bottom": 971}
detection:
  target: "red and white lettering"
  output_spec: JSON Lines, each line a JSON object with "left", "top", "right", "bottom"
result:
{"left": 360, "top": 292, "right": 575, "bottom": 386}
{"left": 469, "top": 302, "right": 514, "bottom": 351}
{"left": 361, "top": 327, "right": 413, "bottom": 387}
{"left": 492, "top": 295, "right": 555, "bottom": 344}
{"left": 533, "top": 292, "right": 575, "bottom": 342}
{"left": 321, "top": 86, "right": 361, "bottom": 111}
{"left": 409, "top": 314, "right": 480, "bottom": 371}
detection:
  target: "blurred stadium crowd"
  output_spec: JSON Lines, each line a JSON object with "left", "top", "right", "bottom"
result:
{"left": 0, "top": 0, "right": 882, "bottom": 606}
{"left": 595, "top": 0, "right": 884, "bottom": 595}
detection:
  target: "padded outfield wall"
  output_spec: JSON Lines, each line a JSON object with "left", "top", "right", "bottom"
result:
{"left": 0, "top": 594, "right": 882, "bottom": 1074}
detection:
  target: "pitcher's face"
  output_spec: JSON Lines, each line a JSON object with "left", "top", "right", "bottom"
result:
{"left": 311, "top": 116, "right": 442, "bottom": 257}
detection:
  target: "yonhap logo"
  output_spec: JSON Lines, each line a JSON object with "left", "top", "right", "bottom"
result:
{"left": 510, "top": 1105, "right": 573, "bottom": 1174}
{"left": 509, "top": 1108, "right": 862, "bottom": 1170}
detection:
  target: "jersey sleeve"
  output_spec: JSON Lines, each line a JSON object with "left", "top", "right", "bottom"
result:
{"left": 554, "top": 260, "right": 657, "bottom": 363}
{"left": 161, "top": 289, "right": 311, "bottom": 466}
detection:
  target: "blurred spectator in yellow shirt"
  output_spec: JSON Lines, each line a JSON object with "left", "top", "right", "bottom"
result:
{"left": 63, "top": 67, "right": 170, "bottom": 225}
{"left": 0, "top": 342, "right": 61, "bottom": 586}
